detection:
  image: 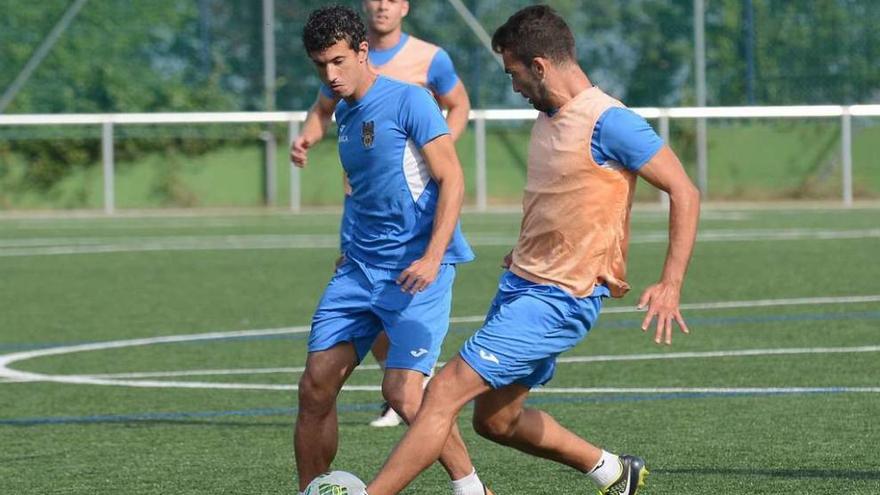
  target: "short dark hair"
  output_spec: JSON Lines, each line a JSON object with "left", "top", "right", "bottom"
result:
{"left": 491, "top": 5, "right": 575, "bottom": 66}
{"left": 302, "top": 5, "right": 367, "bottom": 55}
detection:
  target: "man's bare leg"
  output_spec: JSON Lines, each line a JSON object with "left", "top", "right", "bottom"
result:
{"left": 471, "top": 383, "right": 601, "bottom": 470}
{"left": 381, "top": 368, "right": 477, "bottom": 481}
{"left": 368, "top": 332, "right": 402, "bottom": 427}
{"left": 294, "top": 344, "right": 358, "bottom": 492}
{"left": 366, "top": 358, "right": 491, "bottom": 495}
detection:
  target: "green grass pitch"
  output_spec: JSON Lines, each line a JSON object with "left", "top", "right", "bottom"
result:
{"left": 1, "top": 206, "right": 879, "bottom": 494}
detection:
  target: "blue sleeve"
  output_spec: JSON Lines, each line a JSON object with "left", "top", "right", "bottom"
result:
{"left": 339, "top": 194, "right": 354, "bottom": 252}
{"left": 399, "top": 86, "right": 449, "bottom": 147}
{"left": 591, "top": 107, "right": 664, "bottom": 172}
{"left": 426, "top": 49, "right": 460, "bottom": 97}
{"left": 319, "top": 84, "right": 334, "bottom": 99}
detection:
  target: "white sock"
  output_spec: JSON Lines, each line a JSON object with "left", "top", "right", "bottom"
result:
{"left": 451, "top": 469, "right": 484, "bottom": 495}
{"left": 586, "top": 450, "right": 622, "bottom": 489}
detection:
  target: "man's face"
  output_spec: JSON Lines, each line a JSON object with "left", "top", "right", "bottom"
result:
{"left": 309, "top": 39, "right": 369, "bottom": 99}
{"left": 363, "top": 0, "right": 409, "bottom": 35}
{"left": 502, "top": 50, "right": 552, "bottom": 113}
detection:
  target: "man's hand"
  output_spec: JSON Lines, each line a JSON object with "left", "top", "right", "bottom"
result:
{"left": 395, "top": 134, "right": 464, "bottom": 295}
{"left": 291, "top": 135, "right": 313, "bottom": 168}
{"left": 397, "top": 256, "right": 442, "bottom": 294}
{"left": 638, "top": 281, "right": 690, "bottom": 345}
{"left": 634, "top": 146, "right": 699, "bottom": 346}
{"left": 292, "top": 93, "right": 336, "bottom": 168}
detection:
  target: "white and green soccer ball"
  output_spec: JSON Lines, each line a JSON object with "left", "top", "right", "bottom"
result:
{"left": 304, "top": 471, "right": 367, "bottom": 495}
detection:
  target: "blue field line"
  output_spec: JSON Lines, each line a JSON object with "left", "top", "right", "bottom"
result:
{"left": 0, "top": 407, "right": 298, "bottom": 426}
{"left": 146, "top": 309, "right": 880, "bottom": 338}
{"left": 0, "top": 389, "right": 856, "bottom": 427}
{"left": 4, "top": 310, "right": 880, "bottom": 352}
{"left": 599, "top": 310, "right": 880, "bottom": 329}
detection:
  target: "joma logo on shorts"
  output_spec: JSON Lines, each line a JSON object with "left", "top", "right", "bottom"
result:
{"left": 410, "top": 348, "right": 428, "bottom": 357}
{"left": 479, "top": 349, "right": 500, "bottom": 364}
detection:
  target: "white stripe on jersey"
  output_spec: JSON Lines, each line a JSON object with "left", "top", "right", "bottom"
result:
{"left": 402, "top": 138, "right": 431, "bottom": 202}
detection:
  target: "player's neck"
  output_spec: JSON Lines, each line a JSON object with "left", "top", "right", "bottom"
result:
{"left": 368, "top": 29, "right": 403, "bottom": 51}
{"left": 347, "top": 70, "right": 379, "bottom": 104}
{"left": 546, "top": 69, "right": 593, "bottom": 110}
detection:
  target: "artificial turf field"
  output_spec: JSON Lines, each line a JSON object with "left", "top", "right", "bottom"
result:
{"left": 1, "top": 205, "right": 878, "bottom": 494}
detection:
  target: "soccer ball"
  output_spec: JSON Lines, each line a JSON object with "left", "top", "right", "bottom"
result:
{"left": 304, "top": 471, "right": 367, "bottom": 495}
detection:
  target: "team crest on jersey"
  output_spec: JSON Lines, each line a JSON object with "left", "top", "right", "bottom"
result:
{"left": 361, "top": 121, "right": 375, "bottom": 148}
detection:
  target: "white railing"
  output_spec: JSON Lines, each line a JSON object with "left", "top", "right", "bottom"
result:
{"left": 0, "top": 111, "right": 306, "bottom": 214}
{"left": 1, "top": 104, "right": 878, "bottom": 213}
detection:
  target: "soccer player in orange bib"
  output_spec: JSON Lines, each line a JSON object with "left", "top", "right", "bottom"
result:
{"left": 291, "top": 0, "right": 471, "bottom": 430}
{"left": 364, "top": 6, "right": 700, "bottom": 495}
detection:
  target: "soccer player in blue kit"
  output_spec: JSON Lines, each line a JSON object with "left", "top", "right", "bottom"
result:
{"left": 292, "top": 0, "right": 473, "bottom": 429}
{"left": 293, "top": 6, "right": 492, "bottom": 495}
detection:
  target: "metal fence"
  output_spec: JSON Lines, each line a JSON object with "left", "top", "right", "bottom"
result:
{"left": 1, "top": 104, "right": 878, "bottom": 213}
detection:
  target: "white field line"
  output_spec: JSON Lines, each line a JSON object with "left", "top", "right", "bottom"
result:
{"left": 530, "top": 387, "right": 880, "bottom": 394}
{"left": 1, "top": 228, "right": 879, "bottom": 257}
{"left": 0, "top": 210, "right": 753, "bottom": 227}
{"left": 8, "top": 219, "right": 270, "bottom": 230}
{"left": 87, "top": 364, "right": 379, "bottom": 379}
{"left": 0, "top": 234, "right": 338, "bottom": 248}
{"left": 450, "top": 294, "right": 880, "bottom": 323}
{"left": 81, "top": 345, "right": 880, "bottom": 379}
{"left": 1, "top": 293, "right": 878, "bottom": 390}
{"left": 0, "top": 377, "right": 32, "bottom": 383}
{"left": 0, "top": 326, "right": 312, "bottom": 389}
{"left": 554, "top": 345, "right": 880, "bottom": 363}
{"left": 0, "top": 203, "right": 874, "bottom": 223}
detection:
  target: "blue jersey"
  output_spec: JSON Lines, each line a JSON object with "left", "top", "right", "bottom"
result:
{"left": 543, "top": 106, "right": 663, "bottom": 171}
{"left": 335, "top": 76, "right": 473, "bottom": 269}
{"left": 591, "top": 107, "right": 663, "bottom": 171}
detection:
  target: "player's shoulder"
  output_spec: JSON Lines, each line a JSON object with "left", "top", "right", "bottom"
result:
{"left": 404, "top": 33, "right": 442, "bottom": 52}
{"left": 379, "top": 75, "right": 433, "bottom": 100}
{"left": 598, "top": 106, "right": 651, "bottom": 132}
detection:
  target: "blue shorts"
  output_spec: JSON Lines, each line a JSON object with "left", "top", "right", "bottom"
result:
{"left": 308, "top": 257, "right": 456, "bottom": 375}
{"left": 459, "top": 271, "right": 606, "bottom": 389}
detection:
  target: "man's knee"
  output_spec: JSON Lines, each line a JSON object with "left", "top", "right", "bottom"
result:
{"left": 472, "top": 411, "right": 519, "bottom": 445}
{"left": 382, "top": 377, "right": 425, "bottom": 422}
{"left": 298, "top": 372, "right": 337, "bottom": 415}
{"left": 297, "top": 345, "right": 357, "bottom": 417}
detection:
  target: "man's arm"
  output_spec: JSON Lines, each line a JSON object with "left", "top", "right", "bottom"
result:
{"left": 396, "top": 134, "right": 465, "bottom": 294}
{"left": 635, "top": 145, "right": 701, "bottom": 345}
{"left": 290, "top": 91, "right": 339, "bottom": 167}
{"left": 291, "top": 91, "right": 346, "bottom": 266}
{"left": 435, "top": 81, "right": 470, "bottom": 142}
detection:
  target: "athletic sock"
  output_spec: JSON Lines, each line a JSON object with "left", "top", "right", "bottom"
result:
{"left": 451, "top": 469, "right": 484, "bottom": 495}
{"left": 586, "top": 450, "right": 623, "bottom": 489}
